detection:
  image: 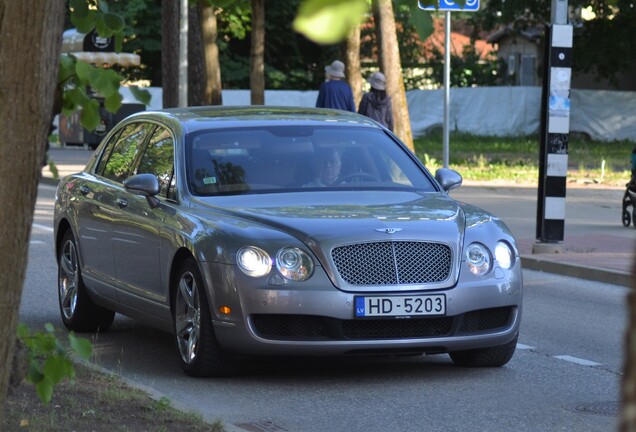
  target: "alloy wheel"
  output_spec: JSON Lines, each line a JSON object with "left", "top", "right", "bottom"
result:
{"left": 175, "top": 271, "right": 202, "bottom": 364}
{"left": 59, "top": 239, "right": 79, "bottom": 320}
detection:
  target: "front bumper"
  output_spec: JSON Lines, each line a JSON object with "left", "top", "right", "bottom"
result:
{"left": 203, "top": 262, "right": 523, "bottom": 356}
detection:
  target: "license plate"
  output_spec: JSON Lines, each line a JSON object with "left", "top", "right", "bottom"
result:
{"left": 355, "top": 294, "right": 446, "bottom": 318}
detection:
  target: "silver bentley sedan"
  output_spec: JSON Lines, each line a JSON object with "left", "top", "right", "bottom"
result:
{"left": 54, "top": 106, "right": 522, "bottom": 376}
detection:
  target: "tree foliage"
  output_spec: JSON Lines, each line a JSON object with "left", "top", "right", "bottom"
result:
{"left": 80, "top": 0, "right": 506, "bottom": 91}
{"left": 468, "top": 0, "right": 636, "bottom": 87}
{"left": 62, "top": 1, "right": 151, "bottom": 131}
{"left": 17, "top": 324, "right": 92, "bottom": 404}
{"left": 426, "top": 45, "right": 504, "bottom": 88}
{"left": 60, "top": 56, "right": 150, "bottom": 131}
{"left": 107, "top": 0, "right": 163, "bottom": 85}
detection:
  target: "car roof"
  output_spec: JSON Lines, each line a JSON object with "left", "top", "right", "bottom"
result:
{"left": 124, "top": 106, "right": 383, "bottom": 134}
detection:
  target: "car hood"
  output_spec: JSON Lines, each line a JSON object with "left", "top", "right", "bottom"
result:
{"left": 194, "top": 190, "right": 466, "bottom": 252}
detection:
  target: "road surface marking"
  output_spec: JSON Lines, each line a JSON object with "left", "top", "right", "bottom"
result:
{"left": 553, "top": 355, "right": 601, "bottom": 367}
{"left": 516, "top": 343, "right": 535, "bottom": 350}
{"left": 32, "top": 223, "right": 54, "bottom": 233}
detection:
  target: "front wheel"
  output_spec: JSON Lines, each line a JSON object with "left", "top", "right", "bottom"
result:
{"left": 449, "top": 334, "right": 518, "bottom": 367}
{"left": 623, "top": 209, "right": 631, "bottom": 227}
{"left": 58, "top": 230, "right": 115, "bottom": 332}
{"left": 173, "top": 258, "right": 237, "bottom": 377}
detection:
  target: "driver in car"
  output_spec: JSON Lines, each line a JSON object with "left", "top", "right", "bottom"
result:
{"left": 303, "top": 148, "right": 342, "bottom": 187}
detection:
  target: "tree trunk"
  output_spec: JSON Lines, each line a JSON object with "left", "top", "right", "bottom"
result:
{"left": 373, "top": 8, "right": 382, "bottom": 63}
{"left": 188, "top": 3, "right": 206, "bottom": 106}
{"left": 200, "top": 4, "right": 223, "bottom": 105}
{"left": 0, "top": 0, "right": 65, "bottom": 411}
{"left": 250, "top": 0, "right": 265, "bottom": 105}
{"left": 162, "top": 0, "right": 180, "bottom": 108}
{"left": 622, "top": 268, "right": 636, "bottom": 430}
{"left": 374, "top": 0, "right": 414, "bottom": 151}
{"left": 344, "top": 25, "right": 363, "bottom": 108}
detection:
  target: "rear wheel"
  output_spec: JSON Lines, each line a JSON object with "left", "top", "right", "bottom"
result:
{"left": 173, "top": 258, "right": 237, "bottom": 377}
{"left": 449, "top": 334, "right": 518, "bottom": 367}
{"left": 58, "top": 230, "right": 115, "bottom": 332}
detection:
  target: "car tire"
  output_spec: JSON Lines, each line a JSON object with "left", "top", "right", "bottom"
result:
{"left": 449, "top": 334, "right": 518, "bottom": 367}
{"left": 58, "top": 230, "right": 115, "bottom": 332}
{"left": 173, "top": 258, "right": 237, "bottom": 377}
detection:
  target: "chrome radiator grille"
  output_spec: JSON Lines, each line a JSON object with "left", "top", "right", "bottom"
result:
{"left": 331, "top": 241, "right": 452, "bottom": 285}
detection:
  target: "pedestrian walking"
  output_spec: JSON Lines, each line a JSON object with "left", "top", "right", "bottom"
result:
{"left": 358, "top": 71, "right": 393, "bottom": 132}
{"left": 316, "top": 60, "right": 356, "bottom": 112}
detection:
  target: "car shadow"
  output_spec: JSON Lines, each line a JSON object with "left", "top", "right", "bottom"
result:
{"left": 86, "top": 318, "right": 515, "bottom": 384}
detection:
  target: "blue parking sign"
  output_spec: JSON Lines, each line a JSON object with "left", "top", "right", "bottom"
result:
{"left": 418, "top": 0, "right": 480, "bottom": 12}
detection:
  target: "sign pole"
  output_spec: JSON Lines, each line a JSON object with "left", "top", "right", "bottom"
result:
{"left": 418, "top": 1, "right": 480, "bottom": 169}
{"left": 443, "top": 11, "right": 451, "bottom": 168}
{"left": 535, "top": 0, "right": 572, "bottom": 248}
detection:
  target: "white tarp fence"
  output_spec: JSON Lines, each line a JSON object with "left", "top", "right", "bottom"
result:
{"left": 121, "top": 87, "right": 636, "bottom": 142}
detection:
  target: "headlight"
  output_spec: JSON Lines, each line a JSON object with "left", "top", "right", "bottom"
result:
{"left": 465, "top": 242, "right": 491, "bottom": 276}
{"left": 495, "top": 241, "right": 514, "bottom": 270}
{"left": 276, "top": 247, "right": 314, "bottom": 281}
{"left": 237, "top": 246, "right": 271, "bottom": 277}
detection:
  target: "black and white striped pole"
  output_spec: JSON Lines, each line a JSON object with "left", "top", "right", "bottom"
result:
{"left": 535, "top": 0, "right": 573, "bottom": 250}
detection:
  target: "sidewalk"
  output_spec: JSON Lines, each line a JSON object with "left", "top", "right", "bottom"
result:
{"left": 42, "top": 146, "right": 635, "bottom": 288}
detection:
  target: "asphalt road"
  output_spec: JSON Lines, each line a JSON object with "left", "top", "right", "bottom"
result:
{"left": 22, "top": 183, "right": 626, "bottom": 432}
{"left": 452, "top": 183, "right": 630, "bottom": 246}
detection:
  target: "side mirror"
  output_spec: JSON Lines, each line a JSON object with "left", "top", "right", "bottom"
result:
{"left": 435, "top": 168, "right": 463, "bottom": 192}
{"left": 123, "top": 173, "right": 161, "bottom": 208}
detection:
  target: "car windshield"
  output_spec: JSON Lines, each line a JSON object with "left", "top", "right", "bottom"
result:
{"left": 186, "top": 125, "right": 437, "bottom": 196}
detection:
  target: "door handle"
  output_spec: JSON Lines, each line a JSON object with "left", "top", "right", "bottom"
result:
{"left": 116, "top": 198, "right": 128, "bottom": 208}
{"left": 79, "top": 185, "right": 90, "bottom": 196}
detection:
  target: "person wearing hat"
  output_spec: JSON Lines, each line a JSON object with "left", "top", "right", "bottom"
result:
{"left": 358, "top": 71, "right": 394, "bottom": 132}
{"left": 316, "top": 60, "right": 356, "bottom": 112}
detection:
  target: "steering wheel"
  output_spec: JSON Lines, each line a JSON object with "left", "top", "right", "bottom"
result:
{"left": 334, "top": 172, "right": 381, "bottom": 184}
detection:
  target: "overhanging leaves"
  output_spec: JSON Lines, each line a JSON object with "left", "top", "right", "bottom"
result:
{"left": 91, "top": 68, "right": 124, "bottom": 98}
{"left": 74, "top": 59, "right": 99, "bottom": 83}
{"left": 58, "top": 55, "right": 76, "bottom": 84}
{"left": 293, "top": 0, "right": 369, "bottom": 44}
{"left": 95, "top": 12, "right": 125, "bottom": 37}
{"left": 80, "top": 98, "right": 101, "bottom": 131}
{"left": 395, "top": 0, "right": 434, "bottom": 42}
{"left": 72, "top": 9, "right": 97, "bottom": 34}
{"left": 408, "top": 4, "right": 434, "bottom": 40}
{"left": 69, "top": 333, "right": 93, "bottom": 360}
{"left": 104, "top": 91, "right": 124, "bottom": 112}
{"left": 17, "top": 323, "right": 94, "bottom": 405}
{"left": 129, "top": 86, "right": 152, "bottom": 106}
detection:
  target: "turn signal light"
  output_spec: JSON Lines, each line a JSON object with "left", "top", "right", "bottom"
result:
{"left": 219, "top": 306, "right": 232, "bottom": 315}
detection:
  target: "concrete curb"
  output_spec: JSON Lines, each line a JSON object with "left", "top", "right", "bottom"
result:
{"left": 521, "top": 255, "right": 632, "bottom": 288}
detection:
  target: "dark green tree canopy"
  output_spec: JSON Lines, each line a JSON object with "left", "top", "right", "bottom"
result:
{"left": 469, "top": 0, "right": 636, "bottom": 87}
